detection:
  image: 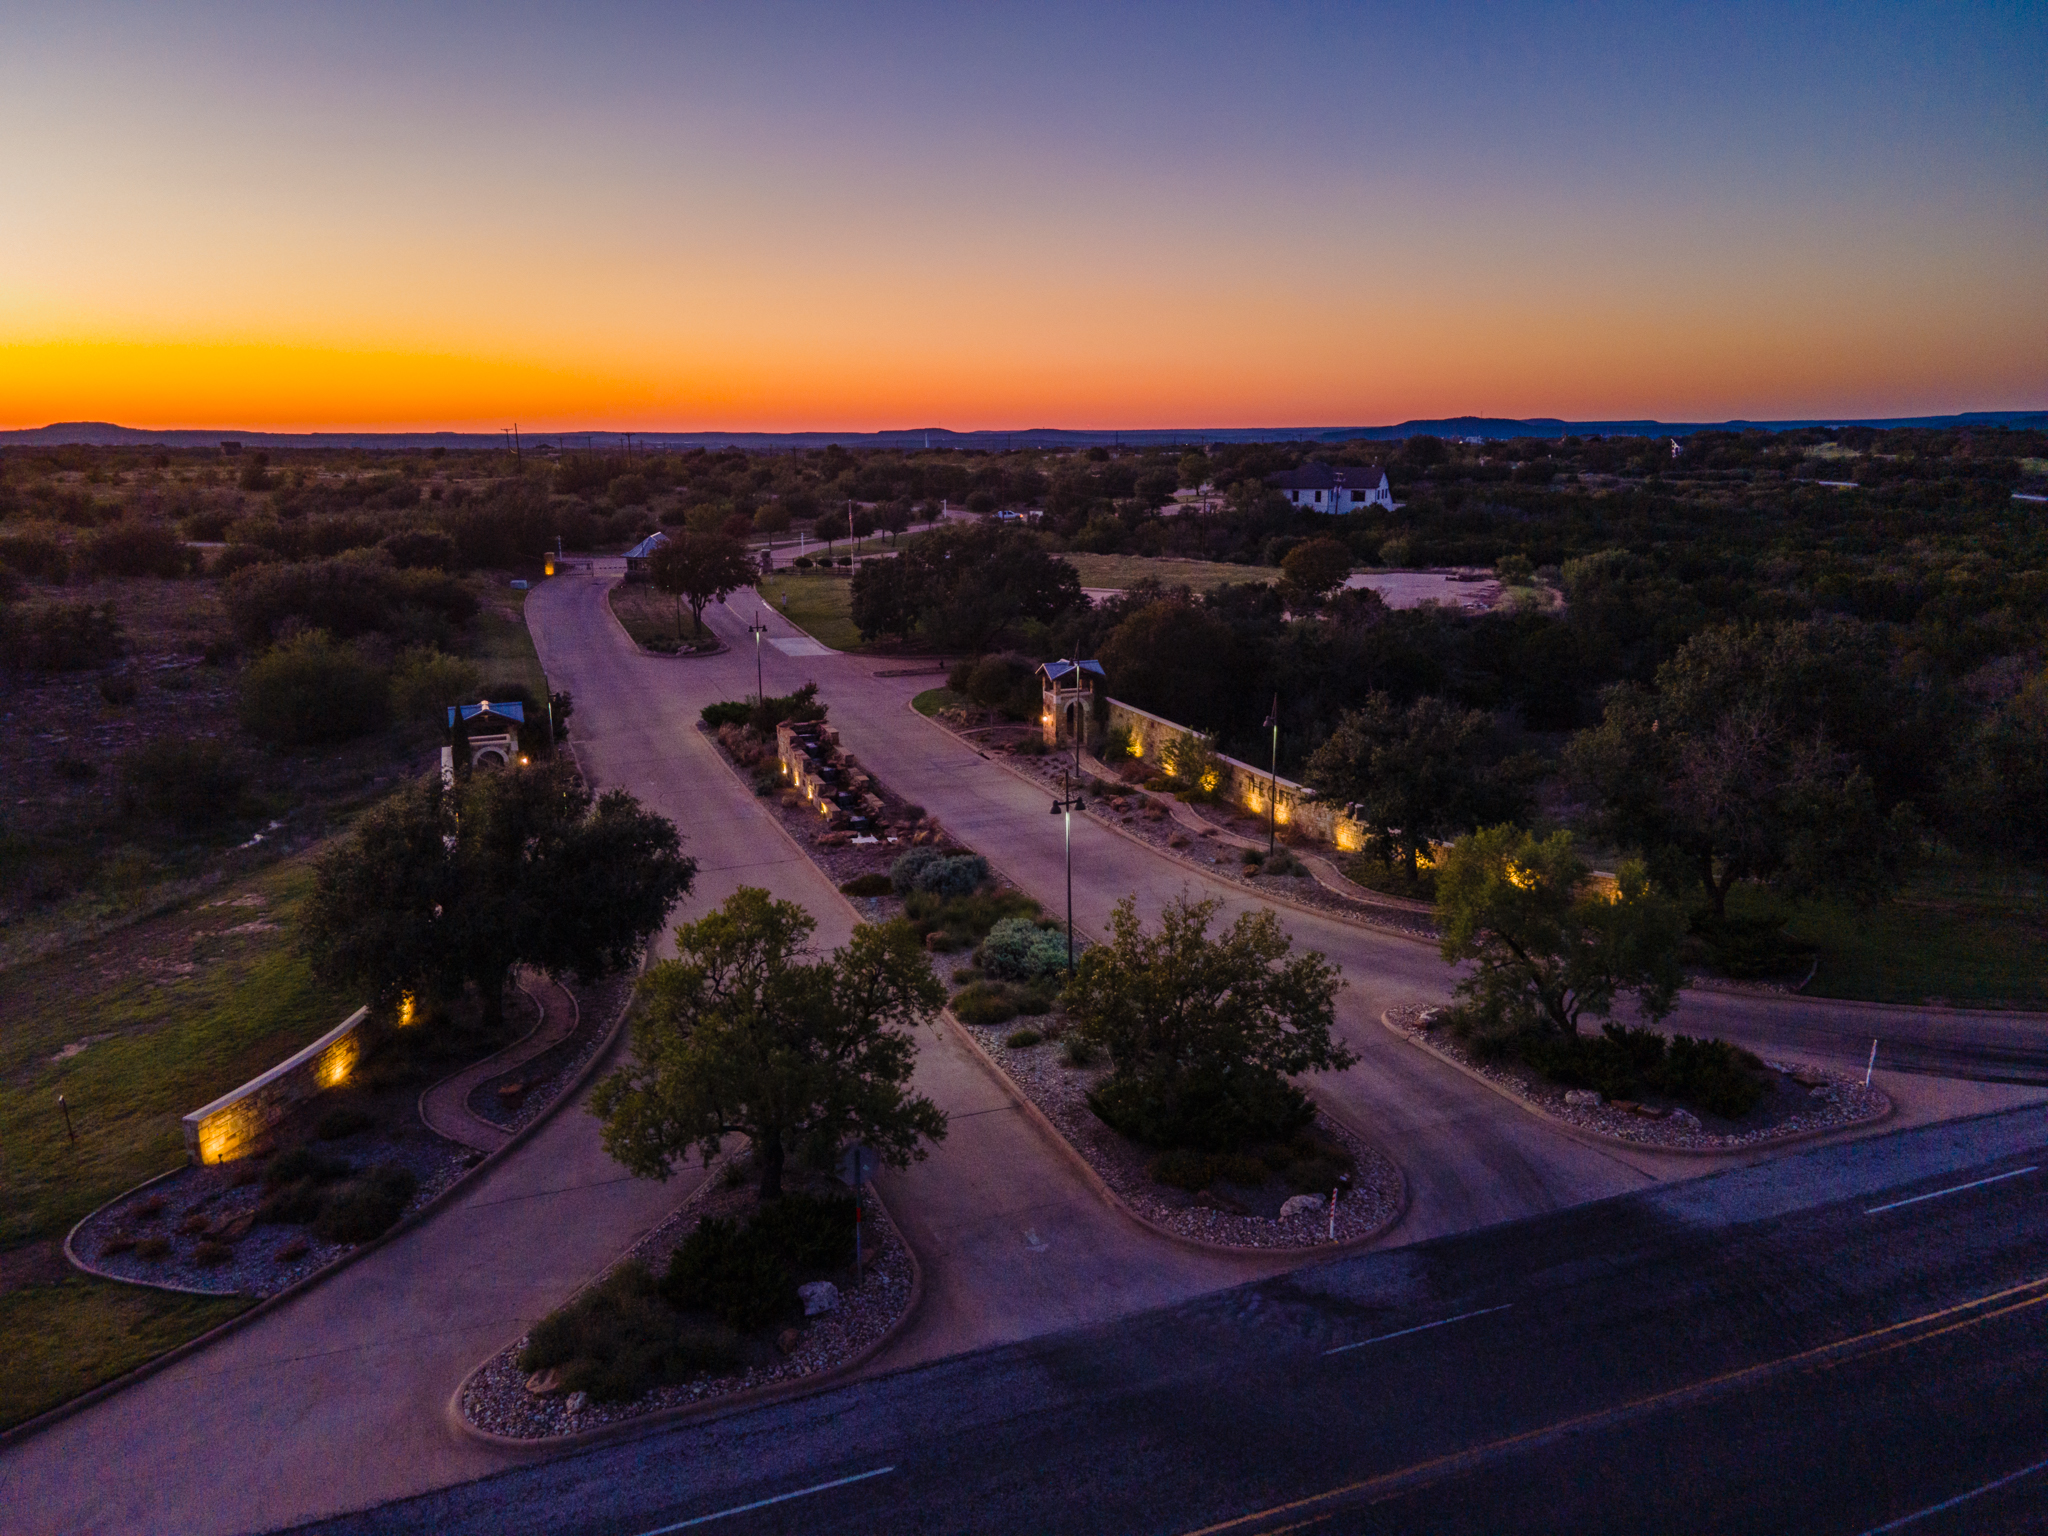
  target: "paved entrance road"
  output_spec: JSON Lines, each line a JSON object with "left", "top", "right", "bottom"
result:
{"left": 298, "top": 1103, "right": 2048, "bottom": 1536}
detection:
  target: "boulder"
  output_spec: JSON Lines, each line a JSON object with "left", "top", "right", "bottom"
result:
{"left": 1669, "top": 1108, "right": 1703, "bottom": 1130}
{"left": 1279, "top": 1194, "right": 1325, "bottom": 1220}
{"left": 565, "top": 1391, "right": 590, "bottom": 1415}
{"left": 777, "top": 1327, "right": 803, "bottom": 1355}
{"left": 1562, "top": 1089, "right": 1602, "bottom": 1108}
{"left": 799, "top": 1280, "right": 840, "bottom": 1316}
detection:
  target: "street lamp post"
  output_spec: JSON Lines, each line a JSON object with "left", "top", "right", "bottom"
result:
{"left": 1263, "top": 693, "right": 1280, "bottom": 858}
{"left": 1050, "top": 769, "right": 1086, "bottom": 975}
{"left": 748, "top": 612, "right": 769, "bottom": 703}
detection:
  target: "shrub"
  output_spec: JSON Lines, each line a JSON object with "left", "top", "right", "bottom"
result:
{"left": 1148, "top": 1149, "right": 1215, "bottom": 1190}
{"left": 700, "top": 700, "right": 752, "bottom": 728}
{"left": 661, "top": 1217, "right": 798, "bottom": 1333}
{"left": 224, "top": 556, "right": 478, "bottom": 647}
{"left": 312, "top": 1165, "right": 418, "bottom": 1243}
{"left": 889, "top": 845, "right": 945, "bottom": 895}
{"left": 1102, "top": 724, "right": 1138, "bottom": 761}
{"left": 962, "top": 652, "right": 1038, "bottom": 719}
{"left": 913, "top": 853, "right": 988, "bottom": 898}
{"left": 521, "top": 1261, "right": 741, "bottom": 1402}
{"left": 951, "top": 981, "right": 1018, "bottom": 1026}
{"left": 121, "top": 739, "right": 248, "bottom": 827}
{"left": 1261, "top": 847, "right": 1308, "bottom": 878}
{"left": 977, "top": 916, "right": 1071, "bottom": 981}
{"left": 82, "top": 522, "right": 194, "bottom": 579}
{"left": 609, "top": 473, "right": 650, "bottom": 507}
{"left": 902, "top": 886, "right": 1040, "bottom": 946}
{"left": 0, "top": 531, "right": 71, "bottom": 582}
{"left": 1061, "top": 1036, "right": 1097, "bottom": 1067}
{"left": 388, "top": 646, "right": 481, "bottom": 728}
{"left": 99, "top": 673, "right": 138, "bottom": 705}
{"left": 133, "top": 1236, "right": 171, "bottom": 1260}
{"left": 316, "top": 1106, "right": 377, "bottom": 1141}
{"left": 1004, "top": 1027, "right": 1043, "bottom": 1048}
{"left": 193, "top": 1240, "right": 233, "bottom": 1267}
{"left": 792, "top": 556, "right": 814, "bottom": 569}
{"left": 257, "top": 1180, "right": 328, "bottom": 1225}
{"left": 747, "top": 681, "right": 827, "bottom": 736}
{"left": 213, "top": 543, "right": 284, "bottom": 580}
{"left": 1518, "top": 1024, "right": 1767, "bottom": 1120}
{"left": 263, "top": 1147, "right": 353, "bottom": 1187}
{"left": 238, "top": 632, "right": 389, "bottom": 745}
{"left": 746, "top": 1190, "right": 858, "bottom": 1273}
{"left": 1659, "top": 1035, "right": 1768, "bottom": 1119}
{"left": 1088, "top": 1067, "right": 1316, "bottom": 1153}
{"left": 1, "top": 601, "right": 125, "bottom": 672}
{"left": 100, "top": 1235, "right": 136, "bottom": 1257}
{"left": 839, "top": 872, "right": 893, "bottom": 898}
{"left": 379, "top": 528, "right": 459, "bottom": 570}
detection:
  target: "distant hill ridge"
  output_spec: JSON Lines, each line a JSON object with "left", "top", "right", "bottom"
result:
{"left": 4, "top": 411, "right": 2043, "bottom": 452}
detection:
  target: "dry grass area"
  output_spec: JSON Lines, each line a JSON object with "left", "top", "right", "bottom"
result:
{"left": 1061, "top": 553, "right": 1285, "bottom": 593}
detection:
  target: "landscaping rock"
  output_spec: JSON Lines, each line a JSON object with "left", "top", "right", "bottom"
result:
{"left": 524, "top": 1367, "right": 564, "bottom": 1395}
{"left": 1562, "top": 1089, "right": 1602, "bottom": 1107}
{"left": 1669, "top": 1108, "right": 1702, "bottom": 1130}
{"left": 777, "top": 1328, "right": 803, "bottom": 1355}
{"left": 1278, "top": 1194, "right": 1325, "bottom": 1220}
{"left": 565, "top": 1391, "right": 589, "bottom": 1415}
{"left": 799, "top": 1280, "right": 840, "bottom": 1316}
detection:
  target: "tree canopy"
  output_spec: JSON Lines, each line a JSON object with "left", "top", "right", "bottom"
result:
{"left": 1306, "top": 692, "right": 1533, "bottom": 883}
{"left": 300, "top": 761, "right": 695, "bottom": 1028}
{"left": 591, "top": 888, "right": 948, "bottom": 1199}
{"left": 1435, "top": 825, "right": 1685, "bottom": 1041}
{"left": 848, "top": 523, "right": 1082, "bottom": 652}
{"left": 1065, "top": 894, "right": 1351, "bottom": 1152}
{"left": 648, "top": 533, "right": 757, "bottom": 641}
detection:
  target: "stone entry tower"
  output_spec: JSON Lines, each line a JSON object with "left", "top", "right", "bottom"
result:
{"left": 1035, "top": 659, "right": 1105, "bottom": 750}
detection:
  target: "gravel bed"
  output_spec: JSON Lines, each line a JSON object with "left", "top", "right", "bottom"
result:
{"left": 1385, "top": 1006, "right": 1892, "bottom": 1149}
{"left": 470, "top": 975, "right": 633, "bottom": 1132}
{"left": 458, "top": 1177, "right": 913, "bottom": 1440}
{"left": 960, "top": 1017, "right": 1401, "bottom": 1248}
{"left": 71, "top": 1128, "right": 474, "bottom": 1297}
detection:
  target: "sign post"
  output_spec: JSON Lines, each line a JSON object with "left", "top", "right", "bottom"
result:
{"left": 839, "top": 1142, "right": 877, "bottom": 1280}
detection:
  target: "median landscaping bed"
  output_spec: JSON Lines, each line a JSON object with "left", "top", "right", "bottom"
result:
{"left": 706, "top": 696, "right": 1403, "bottom": 1251}
{"left": 459, "top": 1172, "right": 911, "bottom": 1440}
{"left": 468, "top": 975, "right": 632, "bottom": 1134}
{"left": 1385, "top": 1005, "right": 1891, "bottom": 1150}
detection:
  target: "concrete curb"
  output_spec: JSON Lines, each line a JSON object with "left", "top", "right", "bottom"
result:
{"left": 2, "top": 978, "right": 640, "bottom": 1450}
{"left": 700, "top": 721, "right": 1408, "bottom": 1263}
{"left": 1377, "top": 1009, "right": 1896, "bottom": 1160}
{"left": 445, "top": 1186, "right": 924, "bottom": 1454}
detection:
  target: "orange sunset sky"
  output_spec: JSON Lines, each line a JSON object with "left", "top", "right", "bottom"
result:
{"left": 4, "top": 3, "right": 2044, "bottom": 434}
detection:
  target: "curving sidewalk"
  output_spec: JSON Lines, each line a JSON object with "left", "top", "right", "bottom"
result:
{"left": 418, "top": 972, "right": 578, "bottom": 1153}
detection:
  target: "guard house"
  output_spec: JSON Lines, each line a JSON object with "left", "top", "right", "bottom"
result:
{"left": 1036, "top": 659, "right": 1105, "bottom": 750}
{"left": 447, "top": 700, "right": 525, "bottom": 767}
{"left": 622, "top": 530, "right": 669, "bottom": 582}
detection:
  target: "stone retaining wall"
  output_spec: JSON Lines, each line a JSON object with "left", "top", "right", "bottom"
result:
{"left": 180, "top": 1006, "right": 373, "bottom": 1164}
{"left": 1101, "top": 697, "right": 1369, "bottom": 853}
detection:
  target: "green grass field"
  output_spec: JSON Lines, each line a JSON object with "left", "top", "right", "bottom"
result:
{"left": 1061, "top": 553, "right": 1285, "bottom": 593}
{"left": 913, "top": 687, "right": 971, "bottom": 716}
{"left": 0, "top": 850, "right": 360, "bottom": 1428}
{"left": 471, "top": 588, "right": 552, "bottom": 699}
{"left": 759, "top": 568, "right": 865, "bottom": 651}
{"left": 2, "top": 1275, "right": 250, "bottom": 1430}
{"left": 1730, "top": 853, "right": 2048, "bottom": 1007}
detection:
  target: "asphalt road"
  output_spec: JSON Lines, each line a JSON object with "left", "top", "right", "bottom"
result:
{"left": 295, "top": 1101, "right": 2048, "bottom": 1536}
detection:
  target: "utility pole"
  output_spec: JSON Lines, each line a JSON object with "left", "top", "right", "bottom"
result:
{"left": 1050, "top": 769, "right": 1086, "bottom": 975}
{"left": 749, "top": 611, "right": 769, "bottom": 703}
{"left": 1264, "top": 693, "right": 1280, "bottom": 858}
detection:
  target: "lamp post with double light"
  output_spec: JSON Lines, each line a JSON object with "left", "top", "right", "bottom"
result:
{"left": 1050, "top": 769, "right": 1086, "bottom": 975}
{"left": 748, "top": 612, "right": 769, "bottom": 703}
